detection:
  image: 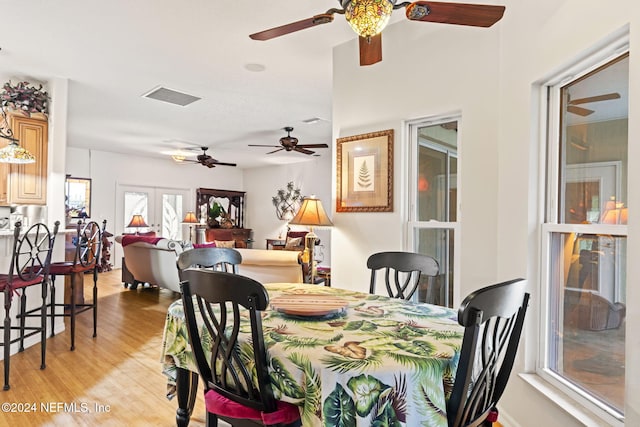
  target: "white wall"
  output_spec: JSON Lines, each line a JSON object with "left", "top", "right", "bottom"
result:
{"left": 243, "top": 155, "right": 333, "bottom": 266}
{"left": 331, "top": 20, "right": 500, "bottom": 295}
{"left": 332, "top": 1, "right": 640, "bottom": 426}
{"left": 496, "top": 1, "right": 639, "bottom": 426}
{"left": 65, "top": 147, "right": 245, "bottom": 265}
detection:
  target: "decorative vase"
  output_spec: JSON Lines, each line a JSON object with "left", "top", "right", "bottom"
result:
{"left": 207, "top": 218, "right": 220, "bottom": 228}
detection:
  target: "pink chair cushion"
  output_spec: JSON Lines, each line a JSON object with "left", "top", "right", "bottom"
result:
{"left": 193, "top": 242, "right": 216, "bottom": 248}
{"left": 121, "top": 235, "right": 163, "bottom": 247}
{"left": 49, "top": 261, "right": 95, "bottom": 275}
{"left": 0, "top": 274, "right": 45, "bottom": 295}
{"left": 204, "top": 389, "right": 300, "bottom": 425}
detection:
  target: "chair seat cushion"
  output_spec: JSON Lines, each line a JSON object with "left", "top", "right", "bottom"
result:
{"left": 0, "top": 273, "right": 45, "bottom": 291}
{"left": 49, "top": 261, "right": 95, "bottom": 275}
{"left": 204, "top": 389, "right": 300, "bottom": 425}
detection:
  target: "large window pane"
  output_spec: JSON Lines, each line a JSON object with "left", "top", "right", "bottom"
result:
{"left": 414, "top": 228, "right": 454, "bottom": 307}
{"left": 416, "top": 121, "right": 457, "bottom": 222}
{"left": 548, "top": 232, "right": 626, "bottom": 413}
{"left": 544, "top": 52, "right": 628, "bottom": 419}
{"left": 560, "top": 55, "right": 628, "bottom": 225}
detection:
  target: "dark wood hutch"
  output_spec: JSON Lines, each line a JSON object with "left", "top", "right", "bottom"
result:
{"left": 195, "top": 188, "right": 252, "bottom": 248}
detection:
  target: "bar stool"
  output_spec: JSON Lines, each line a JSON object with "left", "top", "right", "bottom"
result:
{"left": 48, "top": 220, "right": 105, "bottom": 350}
{"left": 0, "top": 220, "right": 59, "bottom": 391}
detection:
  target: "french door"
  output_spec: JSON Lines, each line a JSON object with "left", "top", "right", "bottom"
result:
{"left": 114, "top": 184, "right": 190, "bottom": 266}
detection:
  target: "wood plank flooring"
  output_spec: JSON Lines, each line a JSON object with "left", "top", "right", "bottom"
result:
{"left": 0, "top": 269, "right": 208, "bottom": 427}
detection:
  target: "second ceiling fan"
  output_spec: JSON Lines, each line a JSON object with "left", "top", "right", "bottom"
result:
{"left": 178, "top": 147, "right": 237, "bottom": 168}
{"left": 250, "top": 1, "right": 506, "bottom": 66}
{"left": 249, "top": 127, "right": 329, "bottom": 155}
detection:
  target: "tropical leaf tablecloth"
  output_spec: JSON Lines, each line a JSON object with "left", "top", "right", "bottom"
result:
{"left": 161, "top": 283, "right": 463, "bottom": 427}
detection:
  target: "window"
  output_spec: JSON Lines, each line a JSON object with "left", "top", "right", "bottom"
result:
{"left": 408, "top": 117, "right": 459, "bottom": 307}
{"left": 541, "top": 50, "right": 628, "bottom": 422}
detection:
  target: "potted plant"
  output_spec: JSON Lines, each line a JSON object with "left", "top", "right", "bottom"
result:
{"left": 208, "top": 202, "right": 224, "bottom": 228}
{"left": 1, "top": 80, "right": 49, "bottom": 118}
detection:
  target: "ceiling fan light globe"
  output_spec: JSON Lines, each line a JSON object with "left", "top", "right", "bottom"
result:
{"left": 345, "top": 0, "right": 393, "bottom": 38}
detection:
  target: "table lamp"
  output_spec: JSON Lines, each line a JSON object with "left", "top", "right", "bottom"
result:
{"left": 182, "top": 211, "right": 199, "bottom": 242}
{"left": 126, "top": 214, "right": 149, "bottom": 234}
{"left": 288, "top": 195, "right": 333, "bottom": 284}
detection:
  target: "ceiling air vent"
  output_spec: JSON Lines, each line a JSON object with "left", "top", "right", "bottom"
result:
{"left": 142, "top": 86, "right": 201, "bottom": 107}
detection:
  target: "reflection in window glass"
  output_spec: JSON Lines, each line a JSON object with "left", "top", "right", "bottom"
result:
{"left": 411, "top": 119, "right": 458, "bottom": 308}
{"left": 416, "top": 122, "right": 457, "bottom": 222}
{"left": 124, "top": 191, "right": 148, "bottom": 232}
{"left": 548, "top": 232, "right": 626, "bottom": 413}
{"left": 414, "top": 228, "right": 454, "bottom": 307}
{"left": 545, "top": 53, "right": 627, "bottom": 417}
{"left": 560, "top": 55, "right": 628, "bottom": 225}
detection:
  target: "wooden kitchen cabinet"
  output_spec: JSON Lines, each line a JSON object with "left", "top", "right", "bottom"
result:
{"left": 0, "top": 114, "right": 48, "bottom": 206}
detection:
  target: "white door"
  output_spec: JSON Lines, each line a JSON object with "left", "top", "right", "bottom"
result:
{"left": 114, "top": 184, "right": 191, "bottom": 266}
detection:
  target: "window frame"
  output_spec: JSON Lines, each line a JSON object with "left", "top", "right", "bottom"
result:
{"left": 405, "top": 114, "right": 462, "bottom": 306}
{"left": 537, "top": 37, "right": 629, "bottom": 425}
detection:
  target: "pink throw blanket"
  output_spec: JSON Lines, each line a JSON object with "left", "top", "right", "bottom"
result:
{"left": 121, "top": 235, "right": 163, "bottom": 247}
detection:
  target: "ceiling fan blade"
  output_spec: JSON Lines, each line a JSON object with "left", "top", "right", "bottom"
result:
{"left": 569, "top": 93, "right": 621, "bottom": 105}
{"left": 405, "top": 2, "right": 506, "bottom": 27}
{"left": 250, "top": 13, "right": 335, "bottom": 41}
{"left": 248, "top": 144, "right": 281, "bottom": 148}
{"left": 567, "top": 105, "right": 595, "bottom": 116}
{"left": 212, "top": 162, "right": 237, "bottom": 167}
{"left": 266, "top": 148, "right": 286, "bottom": 155}
{"left": 298, "top": 143, "right": 329, "bottom": 149}
{"left": 360, "top": 34, "right": 382, "bottom": 66}
{"left": 294, "top": 146, "right": 315, "bottom": 155}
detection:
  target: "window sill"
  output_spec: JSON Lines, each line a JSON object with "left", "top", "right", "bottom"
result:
{"left": 519, "top": 373, "right": 622, "bottom": 427}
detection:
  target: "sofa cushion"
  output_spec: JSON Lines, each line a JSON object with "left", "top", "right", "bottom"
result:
{"left": 194, "top": 242, "right": 216, "bottom": 248}
{"left": 214, "top": 240, "right": 236, "bottom": 248}
{"left": 121, "top": 235, "right": 163, "bottom": 247}
{"left": 285, "top": 237, "right": 302, "bottom": 249}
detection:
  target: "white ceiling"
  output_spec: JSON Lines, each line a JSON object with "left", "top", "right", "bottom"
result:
{"left": 0, "top": 0, "right": 367, "bottom": 168}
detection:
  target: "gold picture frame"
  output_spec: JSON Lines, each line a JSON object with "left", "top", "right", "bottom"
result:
{"left": 65, "top": 176, "right": 92, "bottom": 219}
{"left": 336, "top": 129, "right": 393, "bottom": 212}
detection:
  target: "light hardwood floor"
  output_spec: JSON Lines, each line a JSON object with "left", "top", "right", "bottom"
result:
{"left": 1, "top": 269, "right": 208, "bottom": 427}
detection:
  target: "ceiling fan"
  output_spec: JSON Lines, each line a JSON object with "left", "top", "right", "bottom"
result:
{"left": 249, "top": 1, "right": 506, "bottom": 66}
{"left": 175, "top": 147, "right": 237, "bottom": 168}
{"left": 249, "top": 127, "right": 329, "bottom": 155}
{"left": 567, "top": 92, "right": 621, "bottom": 117}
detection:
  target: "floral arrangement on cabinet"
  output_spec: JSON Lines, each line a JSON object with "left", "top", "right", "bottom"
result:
{"left": 1, "top": 80, "right": 49, "bottom": 116}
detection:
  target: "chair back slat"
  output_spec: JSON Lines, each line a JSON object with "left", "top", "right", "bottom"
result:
{"left": 447, "top": 278, "right": 529, "bottom": 427}
{"left": 368, "top": 251, "right": 439, "bottom": 301}
{"left": 180, "top": 269, "right": 276, "bottom": 414}
{"left": 177, "top": 247, "right": 242, "bottom": 281}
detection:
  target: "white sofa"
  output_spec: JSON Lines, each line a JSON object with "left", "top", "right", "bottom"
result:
{"left": 235, "top": 248, "right": 304, "bottom": 284}
{"left": 115, "top": 235, "right": 187, "bottom": 292}
{"left": 115, "top": 236, "right": 305, "bottom": 292}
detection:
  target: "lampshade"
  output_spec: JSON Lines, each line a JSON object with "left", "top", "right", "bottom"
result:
{"left": 0, "top": 141, "right": 36, "bottom": 164}
{"left": 345, "top": 0, "right": 394, "bottom": 38}
{"left": 127, "top": 214, "right": 149, "bottom": 228}
{"left": 182, "top": 211, "right": 198, "bottom": 224}
{"left": 602, "top": 205, "right": 628, "bottom": 225}
{"left": 289, "top": 196, "right": 334, "bottom": 228}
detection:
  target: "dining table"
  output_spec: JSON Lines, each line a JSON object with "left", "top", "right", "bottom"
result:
{"left": 160, "top": 282, "right": 464, "bottom": 427}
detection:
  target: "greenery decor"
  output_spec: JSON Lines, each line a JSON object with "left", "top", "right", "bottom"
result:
{"left": 1, "top": 80, "right": 49, "bottom": 114}
{"left": 272, "top": 182, "right": 303, "bottom": 220}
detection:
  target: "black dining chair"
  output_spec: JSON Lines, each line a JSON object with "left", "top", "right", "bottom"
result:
{"left": 176, "top": 246, "right": 242, "bottom": 280}
{"left": 367, "top": 251, "right": 439, "bottom": 301}
{"left": 180, "top": 269, "right": 301, "bottom": 427}
{"left": 46, "top": 220, "right": 105, "bottom": 350}
{"left": 1, "top": 220, "right": 59, "bottom": 391}
{"left": 447, "top": 278, "right": 529, "bottom": 427}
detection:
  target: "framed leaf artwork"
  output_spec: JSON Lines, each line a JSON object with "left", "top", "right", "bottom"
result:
{"left": 336, "top": 129, "right": 393, "bottom": 212}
